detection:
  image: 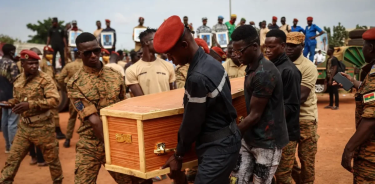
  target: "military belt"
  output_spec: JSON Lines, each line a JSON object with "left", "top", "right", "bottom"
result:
{"left": 22, "top": 110, "right": 51, "bottom": 124}
{"left": 199, "top": 120, "right": 237, "bottom": 144}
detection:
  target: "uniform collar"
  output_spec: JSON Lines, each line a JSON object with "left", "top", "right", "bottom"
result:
{"left": 21, "top": 71, "right": 40, "bottom": 87}
{"left": 228, "top": 58, "right": 242, "bottom": 67}
{"left": 188, "top": 48, "right": 204, "bottom": 73}
{"left": 294, "top": 54, "right": 304, "bottom": 65}
{"left": 271, "top": 52, "right": 289, "bottom": 67}
{"left": 82, "top": 62, "right": 104, "bottom": 76}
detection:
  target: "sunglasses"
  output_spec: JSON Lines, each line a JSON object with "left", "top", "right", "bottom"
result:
{"left": 82, "top": 48, "right": 101, "bottom": 57}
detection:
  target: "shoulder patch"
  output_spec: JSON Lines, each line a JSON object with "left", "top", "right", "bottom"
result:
{"left": 364, "top": 92, "right": 375, "bottom": 103}
{"left": 369, "top": 65, "right": 375, "bottom": 76}
{"left": 73, "top": 100, "right": 85, "bottom": 111}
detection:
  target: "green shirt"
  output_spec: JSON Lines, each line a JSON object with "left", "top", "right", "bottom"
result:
{"left": 225, "top": 22, "right": 236, "bottom": 40}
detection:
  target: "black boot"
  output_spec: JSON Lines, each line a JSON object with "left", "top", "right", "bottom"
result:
{"left": 55, "top": 127, "right": 66, "bottom": 140}
{"left": 63, "top": 139, "right": 70, "bottom": 148}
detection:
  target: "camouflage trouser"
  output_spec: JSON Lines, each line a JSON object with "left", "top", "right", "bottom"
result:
{"left": 296, "top": 119, "right": 318, "bottom": 184}
{"left": 75, "top": 136, "right": 152, "bottom": 184}
{"left": 354, "top": 158, "right": 375, "bottom": 183}
{"left": 0, "top": 120, "right": 63, "bottom": 184}
{"left": 275, "top": 141, "right": 298, "bottom": 184}
{"left": 51, "top": 108, "right": 60, "bottom": 128}
{"left": 66, "top": 103, "right": 78, "bottom": 139}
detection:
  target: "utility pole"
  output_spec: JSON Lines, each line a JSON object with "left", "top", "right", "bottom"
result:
{"left": 229, "top": 0, "right": 232, "bottom": 17}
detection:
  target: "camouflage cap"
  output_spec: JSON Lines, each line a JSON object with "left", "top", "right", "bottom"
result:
{"left": 286, "top": 32, "right": 305, "bottom": 44}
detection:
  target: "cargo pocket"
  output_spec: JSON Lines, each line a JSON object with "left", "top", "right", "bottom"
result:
{"left": 41, "top": 140, "right": 59, "bottom": 163}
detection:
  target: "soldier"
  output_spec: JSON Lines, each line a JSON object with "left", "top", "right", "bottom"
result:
{"left": 40, "top": 46, "right": 66, "bottom": 139}
{"left": 222, "top": 41, "right": 246, "bottom": 79}
{"left": 175, "top": 38, "right": 210, "bottom": 89}
{"left": 67, "top": 32, "right": 151, "bottom": 184}
{"left": 0, "top": 50, "right": 63, "bottom": 183}
{"left": 340, "top": 28, "right": 375, "bottom": 183}
{"left": 56, "top": 48, "right": 83, "bottom": 148}
{"left": 155, "top": 15, "right": 241, "bottom": 183}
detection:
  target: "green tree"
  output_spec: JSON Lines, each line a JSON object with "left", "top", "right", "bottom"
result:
{"left": 324, "top": 22, "right": 348, "bottom": 47}
{"left": 26, "top": 17, "right": 64, "bottom": 44}
{"left": 355, "top": 24, "right": 368, "bottom": 29}
{"left": 0, "top": 34, "right": 21, "bottom": 44}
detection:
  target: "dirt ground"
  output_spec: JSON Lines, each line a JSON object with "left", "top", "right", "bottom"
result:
{"left": 0, "top": 93, "right": 356, "bottom": 184}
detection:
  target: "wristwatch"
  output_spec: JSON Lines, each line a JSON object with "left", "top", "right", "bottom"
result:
{"left": 174, "top": 153, "right": 184, "bottom": 161}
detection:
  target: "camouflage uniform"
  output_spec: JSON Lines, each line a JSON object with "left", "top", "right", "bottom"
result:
{"left": 275, "top": 141, "right": 298, "bottom": 184}
{"left": 175, "top": 64, "right": 189, "bottom": 89}
{"left": 39, "top": 57, "right": 60, "bottom": 129}
{"left": 353, "top": 70, "right": 375, "bottom": 183}
{"left": 56, "top": 59, "right": 83, "bottom": 139}
{"left": 0, "top": 71, "right": 63, "bottom": 184}
{"left": 67, "top": 64, "right": 152, "bottom": 184}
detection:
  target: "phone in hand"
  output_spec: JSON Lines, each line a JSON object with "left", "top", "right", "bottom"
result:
{"left": 333, "top": 73, "right": 354, "bottom": 91}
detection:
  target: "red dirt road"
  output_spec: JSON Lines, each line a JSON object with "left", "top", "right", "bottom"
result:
{"left": 0, "top": 94, "right": 355, "bottom": 184}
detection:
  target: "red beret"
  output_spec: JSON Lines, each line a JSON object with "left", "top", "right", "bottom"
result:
{"left": 272, "top": 16, "right": 277, "bottom": 21}
{"left": 43, "top": 46, "right": 54, "bottom": 52}
{"left": 101, "top": 48, "right": 110, "bottom": 55}
{"left": 105, "top": 19, "right": 110, "bottom": 23}
{"left": 194, "top": 38, "right": 210, "bottom": 54}
{"left": 20, "top": 50, "right": 40, "bottom": 60}
{"left": 154, "top": 15, "right": 184, "bottom": 53}
{"left": 307, "top": 17, "right": 313, "bottom": 21}
{"left": 293, "top": 18, "right": 298, "bottom": 22}
{"left": 112, "top": 51, "right": 119, "bottom": 56}
{"left": 362, "top": 28, "right": 375, "bottom": 40}
{"left": 139, "top": 17, "right": 144, "bottom": 21}
{"left": 212, "top": 47, "right": 226, "bottom": 59}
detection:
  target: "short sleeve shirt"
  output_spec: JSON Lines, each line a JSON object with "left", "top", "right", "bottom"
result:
{"left": 243, "top": 55, "right": 289, "bottom": 149}
{"left": 125, "top": 57, "right": 175, "bottom": 95}
{"left": 260, "top": 28, "right": 270, "bottom": 46}
{"left": 196, "top": 25, "right": 212, "bottom": 35}
{"left": 305, "top": 24, "right": 323, "bottom": 45}
{"left": 212, "top": 23, "right": 228, "bottom": 33}
{"left": 222, "top": 58, "right": 246, "bottom": 79}
{"left": 49, "top": 26, "right": 65, "bottom": 46}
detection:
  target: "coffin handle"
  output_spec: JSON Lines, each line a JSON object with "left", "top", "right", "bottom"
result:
{"left": 154, "top": 142, "right": 176, "bottom": 155}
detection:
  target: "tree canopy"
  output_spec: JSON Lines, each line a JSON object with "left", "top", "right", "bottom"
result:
{"left": 27, "top": 17, "right": 65, "bottom": 44}
{"left": 323, "top": 22, "right": 348, "bottom": 47}
{"left": 0, "top": 34, "right": 21, "bottom": 44}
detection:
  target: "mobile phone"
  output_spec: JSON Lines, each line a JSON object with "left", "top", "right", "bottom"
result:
{"left": 333, "top": 73, "right": 354, "bottom": 91}
{"left": 0, "top": 103, "right": 12, "bottom": 107}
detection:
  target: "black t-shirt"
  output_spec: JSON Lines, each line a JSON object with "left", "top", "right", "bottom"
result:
{"left": 243, "top": 55, "right": 289, "bottom": 149}
{"left": 48, "top": 26, "right": 65, "bottom": 47}
{"left": 327, "top": 56, "right": 339, "bottom": 78}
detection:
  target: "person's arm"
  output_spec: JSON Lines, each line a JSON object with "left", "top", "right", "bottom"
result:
{"left": 281, "top": 69, "right": 301, "bottom": 118}
{"left": 169, "top": 63, "right": 176, "bottom": 90}
{"left": 310, "top": 25, "right": 325, "bottom": 39}
{"left": 113, "top": 30, "right": 117, "bottom": 50}
{"left": 175, "top": 67, "right": 186, "bottom": 89}
{"left": 238, "top": 71, "right": 276, "bottom": 135}
{"left": 57, "top": 66, "right": 68, "bottom": 85}
{"left": 129, "top": 84, "right": 144, "bottom": 96}
{"left": 300, "top": 63, "right": 318, "bottom": 103}
{"left": 335, "top": 72, "right": 362, "bottom": 89}
{"left": 125, "top": 66, "right": 144, "bottom": 96}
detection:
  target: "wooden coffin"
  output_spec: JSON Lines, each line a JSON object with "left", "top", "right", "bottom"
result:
{"left": 100, "top": 77, "right": 246, "bottom": 179}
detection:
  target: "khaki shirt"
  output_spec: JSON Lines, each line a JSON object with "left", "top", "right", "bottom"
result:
{"left": 222, "top": 58, "right": 246, "bottom": 79}
{"left": 175, "top": 64, "right": 189, "bottom": 89}
{"left": 105, "top": 63, "right": 125, "bottom": 76}
{"left": 293, "top": 54, "right": 318, "bottom": 121}
{"left": 279, "top": 24, "right": 291, "bottom": 35}
{"left": 93, "top": 28, "right": 103, "bottom": 39}
{"left": 67, "top": 64, "right": 126, "bottom": 137}
{"left": 118, "top": 61, "right": 127, "bottom": 68}
{"left": 10, "top": 71, "right": 59, "bottom": 119}
{"left": 39, "top": 58, "right": 54, "bottom": 78}
{"left": 125, "top": 57, "right": 175, "bottom": 95}
{"left": 56, "top": 59, "right": 83, "bottom": 85}
{"left": 260, "top": 27, "right": 270, "bottom": 46}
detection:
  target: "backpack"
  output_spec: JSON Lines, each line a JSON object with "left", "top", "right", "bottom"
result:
{"left": 337, "top": 60, "right": 346, "bottom": 73}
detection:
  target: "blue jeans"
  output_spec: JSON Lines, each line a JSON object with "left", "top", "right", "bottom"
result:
{"left": 303, "top": 43, "right": 316, "bottom": 62}
{"left": 1, "top": 108, "right": 20, "bottom": 150}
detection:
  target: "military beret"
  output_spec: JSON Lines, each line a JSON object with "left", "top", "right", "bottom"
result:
{"left": 139, "top": 17, "right": 144, "bottom": 21}
{"left": 194, "top": 38, "right": 209, "bottom": 54}
{"left": 44, "top": 46, "right": 54, "bottom": 52}
{"left": 362, "top": 28, "right": 375, "bottom": 40}
{"left": 112, "top": 51, "right": 119, "bottom": 56}
{"left": 20, "top": 50, "right": 40, "bottom": 60}
{"left": 154, "top": 15, "right": 185, "bottom": 53}
{"left": 286, "top": 32, "right": 305, "bottom": 45}
{"left": 307, "top": 17, "right": 313, "bottom": 21}
{"left": 272, "top": 16, "right": 277, "bottom": 21}
{"left": 293, "top": 18, "right": 298, "bottom": 22}
{"left": 105, "top": 19, "right": 111, "bottom": 23}
{"left": 212, "top": 47, "right": 226, "bottom": 59}
{"left": 101, "top": 48, "right": 110, "bottom": 55}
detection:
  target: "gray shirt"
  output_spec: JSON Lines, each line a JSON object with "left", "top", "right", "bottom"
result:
{"left": 212, "top": 23, "right": 228, "bottom": 33}
{"left": 196, "top": 25, "right": 212, "bottom": 35}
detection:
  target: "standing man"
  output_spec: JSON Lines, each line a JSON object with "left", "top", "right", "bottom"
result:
{"left": 69, "top": 20, "right": 83, "bottom": 32}
{"left": 250, "top": 21, "right": 260, "bottom": 34}
{"left": 67, "top": 33, "right": 151, "bottom": 183}
{"left": 291, "top": 18, "right": 305, "bottom": 33}
{"left": 230, "top": 25, "right": 288, "bottom": 184}
{"left": 325, "top": 47, "right": 339, "bottom": 110}
{"left": 304, "top": 17, "right": 325, "bottom": 61}
{"left": 222, "top": 41, "right": 246, "bottom": 79}
{"left": 260, "top": 21, "right": 270, "bottom": 51}
{"left": 46, "top": 17, "right": 67, "bottom": 69}
{"left": 280, "top": 17, "right": 291, "bottom": 35}
{"left": 93, "top": 20, "right": 103, "bottom": 40}
{"left": 314, "top": 50, "right": 325, "bottom": 66}
{"left": 133, "top": 17, "right": 146, "bottom": 51}
{"left": 212, "top": 15, "right": 228, "bottom": 33}
{"left": 156, "top": 15, "right": 241, "bottom": 183}
{"left": 125, "top": 28, "right": 175, "bottom": 96}
{"left": 269, "top": 16, "right": 279, "bottom": 30}
{"left": 183, "top": 16, "right": 194, "bottom": 33}
{"left": 196, "top": 17, "right": 212, "bottom": 38}
{"left": 117, "top": 50, "right": 127, "bottom": 68}
{"left": 0, "top": 50, "right": 63, "bottom": 184}
{"left": 0, "top": 44, "right": 20, "bottom": 154}
{"left": 225, "top": 14, "right": 237, "bottom": 40}
{"left": 340, "top": 28, "right": 375, "bottom": 183}
{"left": 100, "top": 19, "right": 117, "bottom": 53}
{"left": 236, "top": 18, "right": 246, "bottom": 28}
{"left": 57, "top": 49, "right": 83, "bottom": 148}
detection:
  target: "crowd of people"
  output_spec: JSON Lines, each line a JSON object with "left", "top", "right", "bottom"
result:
{"left": 0, "top": 13, "right": 374, "bottom": 184}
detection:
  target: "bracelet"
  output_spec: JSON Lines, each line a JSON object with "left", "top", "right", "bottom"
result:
{"left": 174, "top": 153, "right": 184, "bottom": 161}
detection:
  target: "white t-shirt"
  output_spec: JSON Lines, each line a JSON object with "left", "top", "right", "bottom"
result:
{"left": 314, "top": 54, "right": 325, "bottom": 64}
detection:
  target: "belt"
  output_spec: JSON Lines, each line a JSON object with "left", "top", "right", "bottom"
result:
{"left": 22, "top": 110, "right": 51, "bottom": 124}
{"left": 199, "top": 120, "right": 237, "bottom": 144}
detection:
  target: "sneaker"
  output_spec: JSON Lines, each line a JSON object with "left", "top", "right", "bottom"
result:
{"left": 332, "top": 106, "right": 339, "bottom": 110}
{"left": 324, "top": 105, "right": 333, "bottom": 109}
{"left": 63, "top": 139, "right": 70, "bottom": 148}
{"left": 5, "top": 150, "right": 10, "bottom": 154}
{"left": 37, "top": 162, "right": 48, "bottom": 167}
{"left": 30, "top": 157, "right": 37, "bottom": 165}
